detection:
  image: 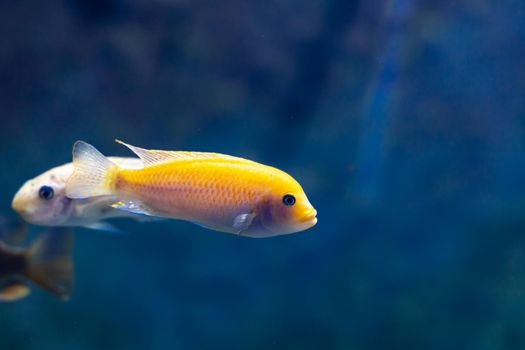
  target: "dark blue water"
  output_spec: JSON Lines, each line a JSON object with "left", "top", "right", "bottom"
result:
{"left": 1, "top": 0, "right": 525, "bottom": 349}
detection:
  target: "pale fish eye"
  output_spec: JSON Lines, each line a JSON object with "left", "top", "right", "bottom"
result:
{"left": 38, "top": 186, "right": 54, "bottom": 200}
{"left": 282, "top": 194, "right": 296, "bottom": 206}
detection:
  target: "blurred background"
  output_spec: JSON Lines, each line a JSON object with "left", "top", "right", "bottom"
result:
{"left": 1, "top": 0, "right": 525, "bottom": 349}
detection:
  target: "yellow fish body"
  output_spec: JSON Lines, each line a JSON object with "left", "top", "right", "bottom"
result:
{"left": 66, "top": 140, "right": 317, "bottom": 237}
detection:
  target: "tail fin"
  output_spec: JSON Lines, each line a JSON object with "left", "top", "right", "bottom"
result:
{"left": 24, "top": 228, "right": 74, "bottom": 300}
{"left": 66, "top": 141, "right": 119, "bottom": 199}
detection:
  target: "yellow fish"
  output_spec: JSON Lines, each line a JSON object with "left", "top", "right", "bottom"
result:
{"left": 66, "top": 140, "right": 317, "bottom": 237}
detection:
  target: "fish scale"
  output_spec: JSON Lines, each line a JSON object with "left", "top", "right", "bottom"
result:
{"left": 118, "top": 161, "right": 260, "bottom": 222}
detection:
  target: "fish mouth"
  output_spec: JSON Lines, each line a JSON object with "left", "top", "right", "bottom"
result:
{"left": 11, "top": 194, "right": 34, "bottom": 219}
{"left": 11, "top": 197, "right": 27, "bottom": 217}
{"left": 12, "top": 205, "right": 34, "bottom": 222}
{"left": 300, "top": 209, "right": 317, "bottom": 224}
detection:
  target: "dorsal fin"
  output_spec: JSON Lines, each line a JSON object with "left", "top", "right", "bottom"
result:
{"left": 115, "top": 140, "right": 258, "bottom": 167}
{"left": 0, "top": 217, "right": 27, "bottom": 246}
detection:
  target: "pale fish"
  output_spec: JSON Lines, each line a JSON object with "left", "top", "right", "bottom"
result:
{"left": 12, "top": 157, "right": 144, "bottom": 232}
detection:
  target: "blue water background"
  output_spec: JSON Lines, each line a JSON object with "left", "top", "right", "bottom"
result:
{"left": 1, "top": 0, "right": 525, "bottom": 349}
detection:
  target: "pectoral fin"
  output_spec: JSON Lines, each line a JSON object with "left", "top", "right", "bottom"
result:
{"left": 0, "top": 283, "right": 31, "bottom": 302}
{"left": 233, "top": 213, "right": 256, "bottom": 234}
{"left": 82, "top": 222, "right": 121, "bottom": 234}
{"left": 111, "top": 200, "right": 156, "bottom": 217}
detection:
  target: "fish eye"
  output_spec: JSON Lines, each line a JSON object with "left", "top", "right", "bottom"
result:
{"left": 38, "top": 186, "right": 54, "bottom": 200}
{"left": 282, "top": 194, "right": 296, "bottom": 206}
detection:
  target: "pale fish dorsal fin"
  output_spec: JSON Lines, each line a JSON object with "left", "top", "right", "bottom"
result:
{"left": 115, "top": 139, "right": 257, "bottom": 167}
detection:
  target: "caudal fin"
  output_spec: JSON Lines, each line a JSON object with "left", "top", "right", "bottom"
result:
{"left": 24, "top": 228, "right": 74, "bottom": 300}
{"left": 66, "top": 141, "right": 118, "bottom": 199}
